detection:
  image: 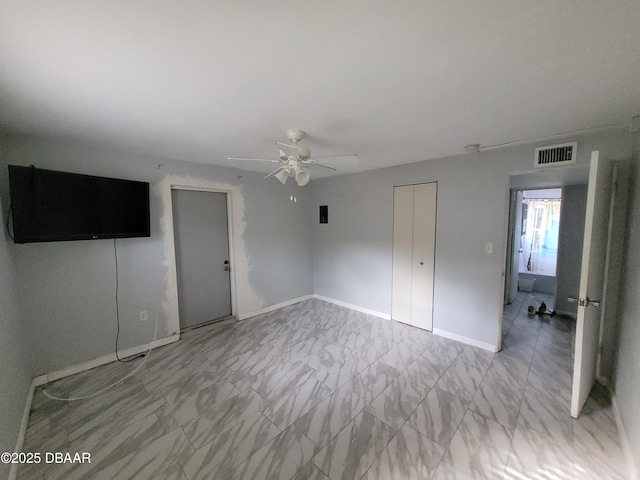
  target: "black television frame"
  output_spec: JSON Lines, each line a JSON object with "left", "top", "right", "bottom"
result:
{"left": 8, "top": 165, "right": 151, "bottom": 244}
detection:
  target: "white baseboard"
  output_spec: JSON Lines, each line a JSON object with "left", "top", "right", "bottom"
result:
{"left": 238, "top": 295, "right": 315, "bottom": 320}
{"left": 610, "top": 389, "right": 639, "bottom": 480}
{"left": 11, "top": 333, "right": 179, "bottom": 478}
{"left": 32, "top": 334, "right": 180, "bottom": 387}
{"left": 9, "top": 379, "right": 36, "bottom": 480}
{"left": 312, "top": 296, "right": 496, "bottom": 351}
{"left": 313, "top": 295, "right": 391, "bottom": 320}
{"left": 433, "top": 328, "right": 499, "bottom": 352}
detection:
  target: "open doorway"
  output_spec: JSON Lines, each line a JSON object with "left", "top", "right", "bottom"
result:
{"left": 517, "top": 188, "right": 562, "bottom": 301}
{"left": 502, "top": 171, "right": 589, "bottom": 361}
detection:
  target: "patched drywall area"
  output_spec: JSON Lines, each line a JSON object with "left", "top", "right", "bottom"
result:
{"left": 155, "top": 175, "right": 264, "bottom": 333}
{"left": 0, "top": 133, "right": 313, "bottom": 377}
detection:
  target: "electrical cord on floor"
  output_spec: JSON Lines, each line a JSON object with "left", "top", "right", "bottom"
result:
{"left": 42, "top": 314, "right": 158, "bottom": 402}
{"left": 114, "top": 238, "right": 145, "bottom": 363}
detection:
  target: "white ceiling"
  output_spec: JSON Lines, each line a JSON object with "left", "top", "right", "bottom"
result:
{"left": 1, "top": 1, "right": 639, "bottom": 178}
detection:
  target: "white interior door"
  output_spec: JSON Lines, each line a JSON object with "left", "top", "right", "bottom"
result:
{"left": 392, "top": 183, "right": 437, "bottom": 330}
{"left": 571, "top": 151, "right": 616, "bottom": 418}
{"left": 172, "top": 189, "right": 232, "bottom": 329}
{"left": 391, "top": 185, "right": 414, "bottom": 325}
{"left": 411, "top": 183, "right": 437, "bottom": 331}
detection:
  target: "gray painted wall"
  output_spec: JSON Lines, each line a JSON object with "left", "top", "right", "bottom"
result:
{"left": 611, "top": 137, "right": 640, "bottom": 474}
{"left": 555, "top": 184, "right": 587, "bottom": 316}
{"left": 310, "top": 130, "right": 634, "bottom": 347}
{"left": 0, "top": 133, "right": 313, "bottom": 376}
{"left": 0, "top": 192, "right": 31, "bottom": 480}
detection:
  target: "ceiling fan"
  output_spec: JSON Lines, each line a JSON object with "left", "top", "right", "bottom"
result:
{"left": 228, "top": 129, "right": 358, "bottom": 186}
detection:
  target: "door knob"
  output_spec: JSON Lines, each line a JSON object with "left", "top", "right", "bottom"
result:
{"left": 586, "top": 297, "right": 601, "bottom": 307}
{"left": 570, "top": 297, "right": 601, "bottom": 307}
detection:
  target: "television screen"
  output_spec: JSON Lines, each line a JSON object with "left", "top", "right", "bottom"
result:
{"left": 8, "top": 165, "right": 150, "bottom": 243}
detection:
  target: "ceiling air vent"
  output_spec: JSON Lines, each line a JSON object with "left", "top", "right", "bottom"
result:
{"left": 534, "top": 142, "right": 577, "bottom": 168}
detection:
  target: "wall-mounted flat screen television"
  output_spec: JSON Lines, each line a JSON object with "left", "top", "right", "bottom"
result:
{"left": 8, "top": 165, "right": 150, "bottom": 243}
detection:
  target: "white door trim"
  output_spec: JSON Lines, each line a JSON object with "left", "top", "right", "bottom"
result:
{"left": 156, "top": 176, "right": 252, "bottom": 335}
{"left": 497, "top": 175, "right": 514, "bottom": 349}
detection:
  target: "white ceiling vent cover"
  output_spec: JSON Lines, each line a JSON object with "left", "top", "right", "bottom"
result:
{"left": 534, "top": 142, "right": 577, "bottom": 168}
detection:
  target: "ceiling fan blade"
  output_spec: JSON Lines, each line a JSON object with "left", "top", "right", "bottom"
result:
{"left": 275, "top": 141, "right": 298, "bottom": 150}
{"left": 228, "top": 157, "right": 281, "bottom": 163}
{"left": 264, "top": 166, "right": 286, "bottom": 179}
{"left": 278, "top": 149, "right": 288, "bottom": 160}
{"left": 312, "top": 154, "right": 359, "bottom": 160}
{"left": 308, "top": 162, "right": 337, "bottom": 171}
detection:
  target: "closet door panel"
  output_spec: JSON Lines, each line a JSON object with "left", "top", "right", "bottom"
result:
{"left": 392, "top": 185, "right": 414, "bottom": 324}
{"left": 410, "top": 183, "right": 437, "bottom": 331}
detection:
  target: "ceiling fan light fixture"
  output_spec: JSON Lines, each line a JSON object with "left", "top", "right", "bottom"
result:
{"left": 230, "top": 129, "right": 356, "bottom": 187}
{"left": 274, "top": 168, "right": 290, "bottom": 184}
{"left": 297, "top": 146, "right": 311, "bottom": 159}
{"left": 295, "top": 168, "right": 310, "bottom": 186}
{"left": 286, "top": 129, "right": 305, "bottom": 143}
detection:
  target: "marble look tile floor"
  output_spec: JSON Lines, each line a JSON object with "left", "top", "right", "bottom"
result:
{"left": 19, "top": 294, "right": 629, "bottom": 479}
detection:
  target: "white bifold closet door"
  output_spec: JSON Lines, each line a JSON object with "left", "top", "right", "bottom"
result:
{"left": 392, "top": 182, "right": 437, "bottom": 331}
